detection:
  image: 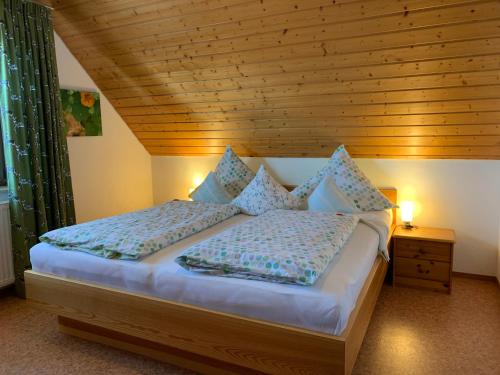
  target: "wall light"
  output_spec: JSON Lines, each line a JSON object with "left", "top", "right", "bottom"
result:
{"left": 400, "top": 201, "right": 414, "bottom": 229}
{"left": 192, "top": 175, "right": 204, "bottom": 187}
{"left": 188, "top": 174, "right": 205, "bottom": 199}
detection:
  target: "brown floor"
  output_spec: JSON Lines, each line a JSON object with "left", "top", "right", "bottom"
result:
{"left": 0, "top": 277, "right": 499, "bottom": 375}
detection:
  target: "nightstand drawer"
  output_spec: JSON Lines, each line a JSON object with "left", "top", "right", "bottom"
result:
{"left": 394, "top": 257, "right": 450, "bottom": 282}
{"left": 395, "top": 238, "right": 451, "bottom": 262}
{"left": 394, "top": 276, "right": 450, "bottom": 293}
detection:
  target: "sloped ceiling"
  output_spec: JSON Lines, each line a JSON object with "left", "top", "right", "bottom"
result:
{"left": 51, "top": 0, "right": 500, "bottom": 158}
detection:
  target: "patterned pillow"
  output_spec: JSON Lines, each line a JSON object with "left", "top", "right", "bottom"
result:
{"left": 290, "top": 172, "right": 324, "bottom": 200}
{"left": 329, "top": 145, "right": 396, "bottom": 211}
{"left": 189, "top": 172, "right": 233, "bottom": 204}
{"left": 215, "top": 145, "right": 255, "bottom": 198}
{"left": 232, "top": 165, "right": 302, "bottom": 216}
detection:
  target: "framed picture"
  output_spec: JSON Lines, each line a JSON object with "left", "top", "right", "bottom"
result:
{"left": 61, "top": 89, "right": 102, "bottom": 137}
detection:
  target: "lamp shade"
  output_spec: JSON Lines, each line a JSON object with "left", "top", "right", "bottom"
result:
{"left": 400, "top": 201, "right": 414, "bottom": 224}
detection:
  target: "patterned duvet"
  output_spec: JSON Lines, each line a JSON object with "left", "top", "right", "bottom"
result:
{"left": 176, "top": 209, "right": 359, "bottom": 285}
{"left": 40, "top": 201, "right": 240, "bottom": 259}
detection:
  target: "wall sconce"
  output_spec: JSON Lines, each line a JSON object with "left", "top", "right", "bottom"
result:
{"left": 400, "top": 201, "right": 414, "bottom": 229}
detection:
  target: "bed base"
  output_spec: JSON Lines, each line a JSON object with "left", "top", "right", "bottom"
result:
{"left": 57, "top": 316, "right": 258, "bottom": 375}
{"left": 26, "top": 188, "right": 396, "bottom": 374}
{"left": 25, "top": 257, "right": 387, "bottom": 375}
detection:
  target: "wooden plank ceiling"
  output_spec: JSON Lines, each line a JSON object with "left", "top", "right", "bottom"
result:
{"left": 52, "top": 0, "right": 500, "bottom": 158}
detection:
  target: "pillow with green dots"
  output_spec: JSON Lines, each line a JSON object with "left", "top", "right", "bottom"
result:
{"left": 214, "top": 145, "right": 255, "bottom": 198}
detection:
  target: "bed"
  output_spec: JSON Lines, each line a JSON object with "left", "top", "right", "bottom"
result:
{"left": 25, "top": 188, "right": 397, "bottom": 375}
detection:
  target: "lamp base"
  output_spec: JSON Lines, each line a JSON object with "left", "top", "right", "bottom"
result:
{"left": 402, "top": 222, "right": 415, "bottom": 229}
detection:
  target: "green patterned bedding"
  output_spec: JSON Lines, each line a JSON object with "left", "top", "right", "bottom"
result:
{"left": 40, "top": 201, "right": 240, "bottom": 259}
{"left": 176, "top": 210, "right": 359, "bottom": 285}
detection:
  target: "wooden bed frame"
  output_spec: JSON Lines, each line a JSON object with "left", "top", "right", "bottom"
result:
{"left": 25, "top": 188, "right": 397, "bottom": 375}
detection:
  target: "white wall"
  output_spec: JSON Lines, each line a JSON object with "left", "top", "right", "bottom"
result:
{"left": 355, "top": 159, "right": 500, "bottom": 278}
{"left": 152, "top": 156, "right": 500, "bottom": 277}
{"left": 55, "top": 34, "right": 153, "bottom": 223}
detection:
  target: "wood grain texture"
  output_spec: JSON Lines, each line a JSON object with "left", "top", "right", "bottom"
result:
{"left": 25, "top": 257, "right": 387, "bottom": 375}
{"left": 393, "top": 226, "right": 456, "bottom": 243}
{"left": 393, "top": 239, "right": 452, "bottom": 262}
{"left": 34, "top": 0, "right": 53, "bottom": 8}
{"left": 52, "top": 0, "right": 500, "bottom": 158}
{"left": 393, "top": 226, "right": 455, "bottom": 293}
{"left": 57, "top": 317, "right": 260, "bottom": 375}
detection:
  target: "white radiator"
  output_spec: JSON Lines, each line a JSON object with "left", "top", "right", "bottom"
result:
{"left": 0, "top": 203, "right": 14, "bottom": 288}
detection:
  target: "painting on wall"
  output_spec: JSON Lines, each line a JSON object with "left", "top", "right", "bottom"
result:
{"left": 61, "top": 89, "right": 102, "bottom": 137}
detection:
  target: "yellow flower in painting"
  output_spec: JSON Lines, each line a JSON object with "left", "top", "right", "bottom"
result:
{"left": 80, "top": 92, "right": 95, "bottom": 108}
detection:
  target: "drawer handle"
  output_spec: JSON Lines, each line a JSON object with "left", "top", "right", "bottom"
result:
{"left": 416, "top": 264, "right": 431, "bottom": 274}
{"left": 416, "top": 264, "right": 424, "bottom": 273}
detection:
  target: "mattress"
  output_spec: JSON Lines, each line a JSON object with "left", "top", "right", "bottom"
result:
{"left": 30, "top": 213, "right": 384, "bottom": 335}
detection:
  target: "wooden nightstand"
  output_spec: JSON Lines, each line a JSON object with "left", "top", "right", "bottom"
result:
{"left": 392, "top": 226, "right": 455, "bottom": 293}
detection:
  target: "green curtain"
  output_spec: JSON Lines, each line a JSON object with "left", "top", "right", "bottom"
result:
{"left": 0, "top": 0, "right": 76, "bottom": 296}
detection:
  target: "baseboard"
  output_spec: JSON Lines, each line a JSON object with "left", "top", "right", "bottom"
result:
{"left": 452, "top": 271, "right": 499, "bottom": 285}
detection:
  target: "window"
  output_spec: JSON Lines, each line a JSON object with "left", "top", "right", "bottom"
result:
{"left": 0, "top": 128, "right": 6, "bottom": 187}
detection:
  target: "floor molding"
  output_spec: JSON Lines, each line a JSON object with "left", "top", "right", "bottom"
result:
{"left": 452, "top": 271, "right": 499, "bottom": 286}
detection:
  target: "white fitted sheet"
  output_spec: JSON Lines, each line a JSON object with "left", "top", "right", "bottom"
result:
{"left": 30, "top": 213, "right": 382, "bottom": 335}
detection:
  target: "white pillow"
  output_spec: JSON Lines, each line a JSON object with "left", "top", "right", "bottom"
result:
{"left": 214, "top": 145, "right": 255, "bottom": 198}
{"left": 189, "top": 172, "right": 233, "bottom": 204}
{"left": 307, "top": 175, "right": 360, "bottom": 213}
{"left": 232, "top": 165, "right": 302, "bottom": 216}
